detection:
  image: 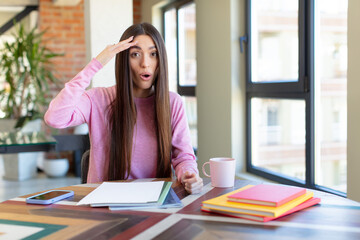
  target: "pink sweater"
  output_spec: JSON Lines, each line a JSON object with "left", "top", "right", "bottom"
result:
{"left": 44, "top": 58, "right": 198, "bottom": 183}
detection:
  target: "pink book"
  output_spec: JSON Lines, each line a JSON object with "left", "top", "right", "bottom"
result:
{"left": 227, "top": 184, "right": 306, "bottom": 207}
{"left": 201, "top": 197, "right": 321, "bottom": 222}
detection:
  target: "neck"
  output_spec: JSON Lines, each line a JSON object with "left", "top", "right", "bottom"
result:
{"left": 133, "top": 87, "right": 155, "bottom": 98}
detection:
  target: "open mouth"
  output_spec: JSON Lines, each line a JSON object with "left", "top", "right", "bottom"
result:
{"left": 140, "top": 73, "right": 151, "bottom": 80}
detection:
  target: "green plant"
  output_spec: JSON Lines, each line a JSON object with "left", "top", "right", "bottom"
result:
{"left": 0, "top": 22, "right": 62, "bottom": 127}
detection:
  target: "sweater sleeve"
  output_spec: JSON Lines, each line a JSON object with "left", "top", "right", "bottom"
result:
{"left": 170, "top": 93, "right": 199, "bottom": 181}
{"left": 44, "top": 58, "right": 103, "bottom": 128}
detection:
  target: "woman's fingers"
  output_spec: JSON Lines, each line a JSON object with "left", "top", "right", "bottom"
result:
{"left": 185, "top": 183, "right": 202, "bottom": 194}
{"left": 111, "top": 36, "right": 137, "bottom": 53}
{"left": 95, "top": 36, "right": 137, "bottom": 66}
{"left": 184, "top": 176, "right": 203, "bottom": 194}
{"left": 181, "top": 172, "right": 204, "bottom": 194}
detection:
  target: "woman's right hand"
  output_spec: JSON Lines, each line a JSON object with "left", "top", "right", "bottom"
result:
{"left": 95, "top": 36, "right": 137, "bottom": 66}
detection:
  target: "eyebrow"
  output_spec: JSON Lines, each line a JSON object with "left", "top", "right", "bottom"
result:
{"left": 130, "top": 45, "right": 157, "bottom": 51}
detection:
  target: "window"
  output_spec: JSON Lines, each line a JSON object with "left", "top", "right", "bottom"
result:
{"left": 163, "top": 0, "right": 197, "bottom": 150}
{"left": 246, "top": 0, "right": 347, "bottom": 196}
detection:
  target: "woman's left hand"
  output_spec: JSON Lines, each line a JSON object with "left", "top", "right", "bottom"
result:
{"left": 181, "top": 172, "right": 203, "bottom": 194}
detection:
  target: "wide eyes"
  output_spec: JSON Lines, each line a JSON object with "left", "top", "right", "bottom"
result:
{"left": 130, "top": 51, "right": 158, "bottom": 58}
{"left": 130, "top": 52, "right": 140, "bottom": 58}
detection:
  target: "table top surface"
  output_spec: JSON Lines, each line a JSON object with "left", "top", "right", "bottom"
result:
{"left": 0, "top": 178, "right": 359, "bottom": 240}
{"left": 0, "top": 131, "right": 56, "bottom": 147}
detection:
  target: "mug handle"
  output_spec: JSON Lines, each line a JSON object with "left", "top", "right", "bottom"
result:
{"left": 202, "top": 162, "right": 211, "bottom": 177}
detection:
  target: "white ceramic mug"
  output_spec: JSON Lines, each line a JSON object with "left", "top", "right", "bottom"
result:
{"left": 202, "top": 157, "right": 236, "bottom": 188}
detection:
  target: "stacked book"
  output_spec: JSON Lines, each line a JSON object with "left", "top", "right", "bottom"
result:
{"left": 201, "top": 184, "right": 321, "bottom": 222}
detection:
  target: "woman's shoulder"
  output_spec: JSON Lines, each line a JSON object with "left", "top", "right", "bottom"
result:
{"left": 169, "top": 91, "right": 185, "bottom": 111}
{"left": 169, "top": 91, "right": 182, "bottom": 102}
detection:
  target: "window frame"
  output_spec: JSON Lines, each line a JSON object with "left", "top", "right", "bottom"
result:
{"left": 0, "top": 5, "right": 38, "bottom": 34}
{"left": 245, "top": 0, "right": 345, "bottom": 197}
{"left": 162, "top": 0, "right": 196, "bottom": 97}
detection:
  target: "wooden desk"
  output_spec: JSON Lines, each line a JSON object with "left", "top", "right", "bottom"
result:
{"left": 0, "top": 179, "right": 359, "bottom": 239}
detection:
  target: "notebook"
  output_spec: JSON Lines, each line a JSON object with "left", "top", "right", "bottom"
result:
{"left": 227, "top": 184, "right": 306, "bottom": 207}
{"left": 77, "top": 181, "right": 167, "bottom": 207}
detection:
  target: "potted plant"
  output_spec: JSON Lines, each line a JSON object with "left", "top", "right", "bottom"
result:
{"left": 0, "top": 22, "right": 63, "bottom": 180}
{"left": 0, "top": 22, "right": 62, "bottom": 129}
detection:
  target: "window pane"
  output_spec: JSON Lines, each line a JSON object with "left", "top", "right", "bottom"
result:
{"left": 178, "top": 3, "right": 196, "bottom": 86}
{"left": 164, "top": 8, "right": 177, "bottom": 93}
{"left": 182, "top": 96, "right": 197, "bottom": 149}
{"left": 251, "top": 0, "right": 298, "bottom": 83}
{"left": 251, "top": 98, "right": 305, "bottom": 180}
{"left": 314, "top": 0, "right": 347, "bottom": 193}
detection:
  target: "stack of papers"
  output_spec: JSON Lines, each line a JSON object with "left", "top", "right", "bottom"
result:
{"left": 77, "top": 181, "right": 182, "bottom": 210}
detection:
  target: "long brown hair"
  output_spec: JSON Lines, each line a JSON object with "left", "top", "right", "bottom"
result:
{"left": 108, "top": 23, "right": 172, "bottom": 180}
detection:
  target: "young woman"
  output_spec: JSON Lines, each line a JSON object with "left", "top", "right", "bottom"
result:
{"left": 45, "top": 23, "right": 203, "bottom": 194}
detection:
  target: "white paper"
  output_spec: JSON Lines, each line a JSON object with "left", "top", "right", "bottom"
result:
{"left": 77, "top": 181, "right": 164, "bottom": 206}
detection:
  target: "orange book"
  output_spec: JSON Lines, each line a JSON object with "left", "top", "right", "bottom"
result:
{"left": 227, "top": 184, "right": 306, "bottom": 207}
{"left": 201, "top": 197, "right": 321, "bottom": 222}
{"left": 202, "top": 185, "right": 313, "bottom": 217}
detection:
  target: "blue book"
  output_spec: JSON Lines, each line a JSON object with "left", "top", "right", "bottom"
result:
{"left": 159, "top": 188, "right": 183, "bottom": 208}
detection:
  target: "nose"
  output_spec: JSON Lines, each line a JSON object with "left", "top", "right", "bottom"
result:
{"left": 140, "top": 55, "right": 150, "bottom": 68}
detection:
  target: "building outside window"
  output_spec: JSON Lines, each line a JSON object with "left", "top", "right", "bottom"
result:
{"left": 246, "top": 0, "right": 347, "bottom": 195}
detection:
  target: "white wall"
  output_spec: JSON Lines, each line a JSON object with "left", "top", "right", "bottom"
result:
{"left": 196, "top": 0, "right": 245, "bottom": 176}
{"left": 347, "top": 0, "right": 360, "bottom": 202}
{"left": 84, "top": 0, "right": 133, "bottom": 88}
